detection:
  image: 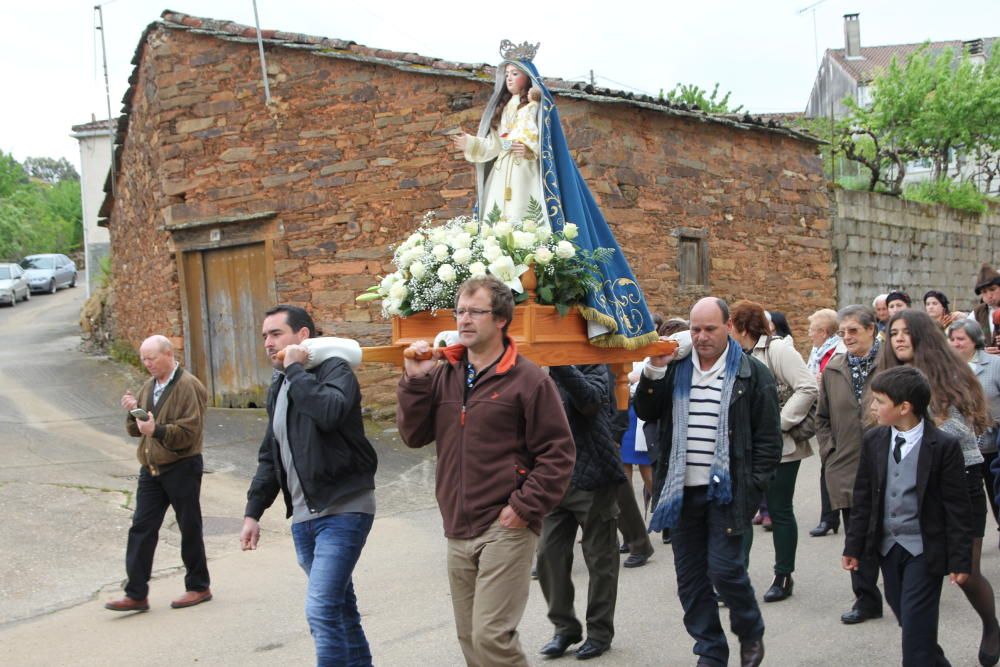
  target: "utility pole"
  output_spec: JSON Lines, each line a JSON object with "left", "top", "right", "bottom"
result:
{"left": 94, "top": 4, "right": 116, "bottom": 199}
{"left": 252, "top": 0, "right": 273, "bottom": 105}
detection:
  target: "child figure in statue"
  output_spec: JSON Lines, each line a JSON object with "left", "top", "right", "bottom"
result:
{"left": 452, "top": 64, "right": 543, "bottom": 222}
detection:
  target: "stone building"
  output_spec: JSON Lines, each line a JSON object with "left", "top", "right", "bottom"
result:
{"left": 101, "top": 11, "right": 833, "bottom": 408}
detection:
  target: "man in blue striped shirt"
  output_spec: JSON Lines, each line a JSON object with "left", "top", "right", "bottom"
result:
{"left": 636, "top": 297, "right": 782, "bottom": 667}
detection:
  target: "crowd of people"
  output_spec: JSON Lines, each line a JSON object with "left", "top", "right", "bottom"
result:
{"left": 96, "top": 38, "right": 1000, "bottom": 667}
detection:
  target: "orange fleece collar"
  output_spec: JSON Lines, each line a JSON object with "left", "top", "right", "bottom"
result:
{"left": 441, "top": 336, "right": 518, "bottom": 374}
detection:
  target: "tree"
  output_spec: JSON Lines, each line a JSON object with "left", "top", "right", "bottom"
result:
{"left": 0, "top": 151, "right": 28, "bottom": 198}
{"left": 830, "top": 43, "right": 1000, "bottom": 199}
{"left": 23, "top": 156, "right": 79, "bottom": 184}
{"left": 662, "top": 82, "right": 744, "bottom": 114}
{"left": 0, "top": 152, "right": 82, "bottom": 260}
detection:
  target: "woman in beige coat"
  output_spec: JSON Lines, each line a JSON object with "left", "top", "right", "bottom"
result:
{"left": 816, "top": 304, "right": 884, "bottom": 624}
{"left": 731, "top": 301, "right": 818, "bottom": 603}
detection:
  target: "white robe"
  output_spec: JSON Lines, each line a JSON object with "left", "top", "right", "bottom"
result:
{"left": 463, "top": 96, "right": 543, "bottom": 222}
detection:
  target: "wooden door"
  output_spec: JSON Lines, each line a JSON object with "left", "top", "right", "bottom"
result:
{"left": 184, "top": 243, "right": 273, "bottom": 407}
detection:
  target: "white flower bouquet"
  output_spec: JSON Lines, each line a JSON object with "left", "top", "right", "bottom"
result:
{"left": 357, "top": 199, "right": 614, "bottom": 318}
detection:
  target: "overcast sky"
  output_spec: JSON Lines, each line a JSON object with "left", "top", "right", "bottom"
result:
{"left": 2, "top": 0, "right": 998, "bottom": 168}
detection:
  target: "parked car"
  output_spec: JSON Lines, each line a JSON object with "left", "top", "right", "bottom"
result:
{"left": 20, "top": 254, "right": 77, "bottom": 294}
{"left": 0, "top": 263, "right": 30, "bottom": 306}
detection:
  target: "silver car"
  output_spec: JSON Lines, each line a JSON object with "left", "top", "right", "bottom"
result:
{"left": 0, "top": 263, "right": 30, "bottom": 306}
{"left": 20, "top": 254, "right": 77, "bottom": 294}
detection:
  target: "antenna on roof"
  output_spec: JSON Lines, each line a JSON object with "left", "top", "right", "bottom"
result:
{"left": 251, "top": 0, "right": 273, "bottom": 106}
{"left": 94, "top": 4, "right": 116, "bottom": 198}
{"left": 797, "top": 0, "right": 828, "bottom": 71}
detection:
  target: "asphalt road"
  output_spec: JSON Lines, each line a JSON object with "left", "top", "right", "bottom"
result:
{"left": 0, "top": 283, "right": 996, "bottom": 665}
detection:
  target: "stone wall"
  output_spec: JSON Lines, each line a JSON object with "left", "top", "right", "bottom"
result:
{"left": 108, "top": 26, "right": 834, "bottom": 409}
{"left": 832, "top": 189, "right": 1000, "bottom": 312}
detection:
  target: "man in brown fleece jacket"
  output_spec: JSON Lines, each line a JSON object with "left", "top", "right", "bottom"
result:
{"left": 105, "top": 335, "right": 210, "bottom": 613}
{"left": 397, "top": 276, "right": 575, "bottom": 667}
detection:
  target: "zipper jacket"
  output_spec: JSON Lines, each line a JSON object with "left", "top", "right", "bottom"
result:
{"left": 396, "top": 338, "right": 575, "bottom": 539}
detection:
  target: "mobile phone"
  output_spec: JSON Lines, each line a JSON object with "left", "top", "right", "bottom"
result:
{"left": 130, "top": 408, "right": 150, "bottom": 421}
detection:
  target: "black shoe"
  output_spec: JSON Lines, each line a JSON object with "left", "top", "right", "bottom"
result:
{"left": 540, "top": 634, "right": 582, "bottom": 657}
{"left": 809, "top": 521, "right": 840, "bottom": 537}
{"left": 575, "top": 638, "right": 609, "bottom": 660}
{"left": 762, "top": 574, "right": 793, "bottom": 602}
{"left": 662, "top": 529, "right": 672, "bottom": 544}
{"left": 980, "top": 617, "right": 1000, "bottom": 667}
{"left": 623, "top": 552, "right": 651, "bottom": 568}
{"left": 740, "top": 638, "right": 764, "bottom": 667}
{"left": 531, "top": 565, "right": 538, "bottom": 580}
{"left": 618, "top": 543, "right": 630, "bottom": 554}
{"left": 840, "top": 607, "right": 882, "bottom": 624}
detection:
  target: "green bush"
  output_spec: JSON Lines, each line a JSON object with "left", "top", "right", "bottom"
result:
{"left": 902, "top": 179, "right": 988, "bottom": 214}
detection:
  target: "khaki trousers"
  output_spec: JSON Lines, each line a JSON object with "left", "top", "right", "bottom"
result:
{"left": 447, "top": 519, "right": 538, "bottom": 667}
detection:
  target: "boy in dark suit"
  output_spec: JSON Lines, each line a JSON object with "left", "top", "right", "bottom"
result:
{"left": 842, "top": 366, "right": 973, "bottom": 667}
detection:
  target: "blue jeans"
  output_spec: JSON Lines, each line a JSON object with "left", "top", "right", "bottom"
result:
{"left": 672, "top": 486, "right": 764, "bottom": 667}
{"left": 291, "top": 513, "right": 374, "bottom": 667}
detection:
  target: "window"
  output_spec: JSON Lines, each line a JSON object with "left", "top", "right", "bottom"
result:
{"left": 678, "top": 235, "right": 708, "bottom": 287}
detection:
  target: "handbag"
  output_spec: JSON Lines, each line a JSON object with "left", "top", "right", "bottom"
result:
{"left": 766, "top": 338, "right": 818, "bottom": 443}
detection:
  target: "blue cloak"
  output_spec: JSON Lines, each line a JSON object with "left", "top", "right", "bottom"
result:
{"left": 474, "top": 59, "right": 657, "bottom": 349}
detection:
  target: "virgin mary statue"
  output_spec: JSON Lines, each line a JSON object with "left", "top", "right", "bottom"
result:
{"left": 453, "top": 40, "right": 657, "bottom": 349}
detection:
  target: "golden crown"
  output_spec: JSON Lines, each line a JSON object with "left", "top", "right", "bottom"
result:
{"left": 499, "top": 39, "right": 540, "bottom": 62}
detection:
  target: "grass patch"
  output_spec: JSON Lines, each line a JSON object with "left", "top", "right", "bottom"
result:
{"left": 110, "top": 340, "right": 141, "bottom": 369}
{"left": 902, "top": 179, "right": 989, "bottom": 214}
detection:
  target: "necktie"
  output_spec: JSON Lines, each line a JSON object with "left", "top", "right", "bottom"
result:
{"left": 893, "top": 435, "right": 905, "bottom": 464}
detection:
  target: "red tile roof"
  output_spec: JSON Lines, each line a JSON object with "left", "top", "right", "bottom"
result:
{"left": 828, "top": 37, "right": 996, "bottom": 84}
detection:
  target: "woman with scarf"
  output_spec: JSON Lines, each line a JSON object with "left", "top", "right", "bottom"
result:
{"left": 807, "top": 308, "right": 844, "bottom": 537}
{"left": 879, "top": 310, "right": 999, "bottom": 667}
{"left": 449, "top": 40, "right": 657, "bottom": 350}
{"left": 730, "top": 301, "right": 818, "bottom": 603}
{"left": 816, "top": 304, "right": 885, "bottom": 625}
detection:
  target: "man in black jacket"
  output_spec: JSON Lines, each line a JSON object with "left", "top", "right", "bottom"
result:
{"left": 240, "top": 305, "right": 378, "bottom": 667}
{"left": 537, "top": 365, "right": 627, "bottom": 661}
{"left": 635, "top": 298, "right": 781, "bottom": 667}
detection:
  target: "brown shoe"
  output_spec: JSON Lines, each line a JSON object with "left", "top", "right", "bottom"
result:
{"left": 170, "top": 589, "right": 212, "bottom": 609}
{"left": 105, "top": 596, "right": 149, "bottom": 612}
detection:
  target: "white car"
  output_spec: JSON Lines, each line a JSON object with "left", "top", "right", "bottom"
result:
{"left": 20, "top": 254, "right": 77, "bottom": 294}
{"left": 0, "top": 263, "right": 30, "bottom": 306}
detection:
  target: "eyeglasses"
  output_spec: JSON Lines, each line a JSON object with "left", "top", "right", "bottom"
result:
{"left": 452, "top": 308, "right": 494, "bottom": 319}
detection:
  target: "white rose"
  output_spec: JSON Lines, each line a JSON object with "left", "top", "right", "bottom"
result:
{"left": 410, "top": 261, "right": 426, "bottom": 279}
{"left": 512, "top": 231, "right": 537, "bottom": 250}
{"left": 494, "top": 222, "right": 513, "bottom": 237}
{"left": 521, "top": 219, "right": 537, "bottom": 233}
{"left": 389, "top": 282, "right": 409, "bottom": 300}
{"left": 450, "top": 233, "right": 472, "bottom": 249}
{"left": 562, "top": 223, "right": 579, "bottom": 240}
{"left": 534, "top": 247, "right": 554, "bottom": 265}
{"left": 484, "top": 245, "right": 504, "bottom": 262}
{"left": 468, "top": 261, "right": 487, "bottom": 277}
{"left": 380, "top": 274, "right": 397, "bottom": 291}
{"left": 432, "top": 244, "right": 450, "bottom": 262}
{"left": 437, "top": 264, "right": 457, "bottom": 283}
{"left": 452, "top": 247, "right": 472, "bottom": 265}
{"left": 480, "top": 224, "right": 493, "bottom": 237}
{"left": 535, "top": 225, "right": 552, "bottom": 244}
{"left": 464, "top": 221, "right": 479, "bottom": 234}
{"left": 430, "top": 228, "right": 447, "bottom": 244}
{"left": 556, "top": 240, "right": 576, "bottom": 259}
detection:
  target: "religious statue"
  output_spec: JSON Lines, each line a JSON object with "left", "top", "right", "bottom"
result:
{"left": 452, "top": 40, "right": 658, "bottom": 349}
